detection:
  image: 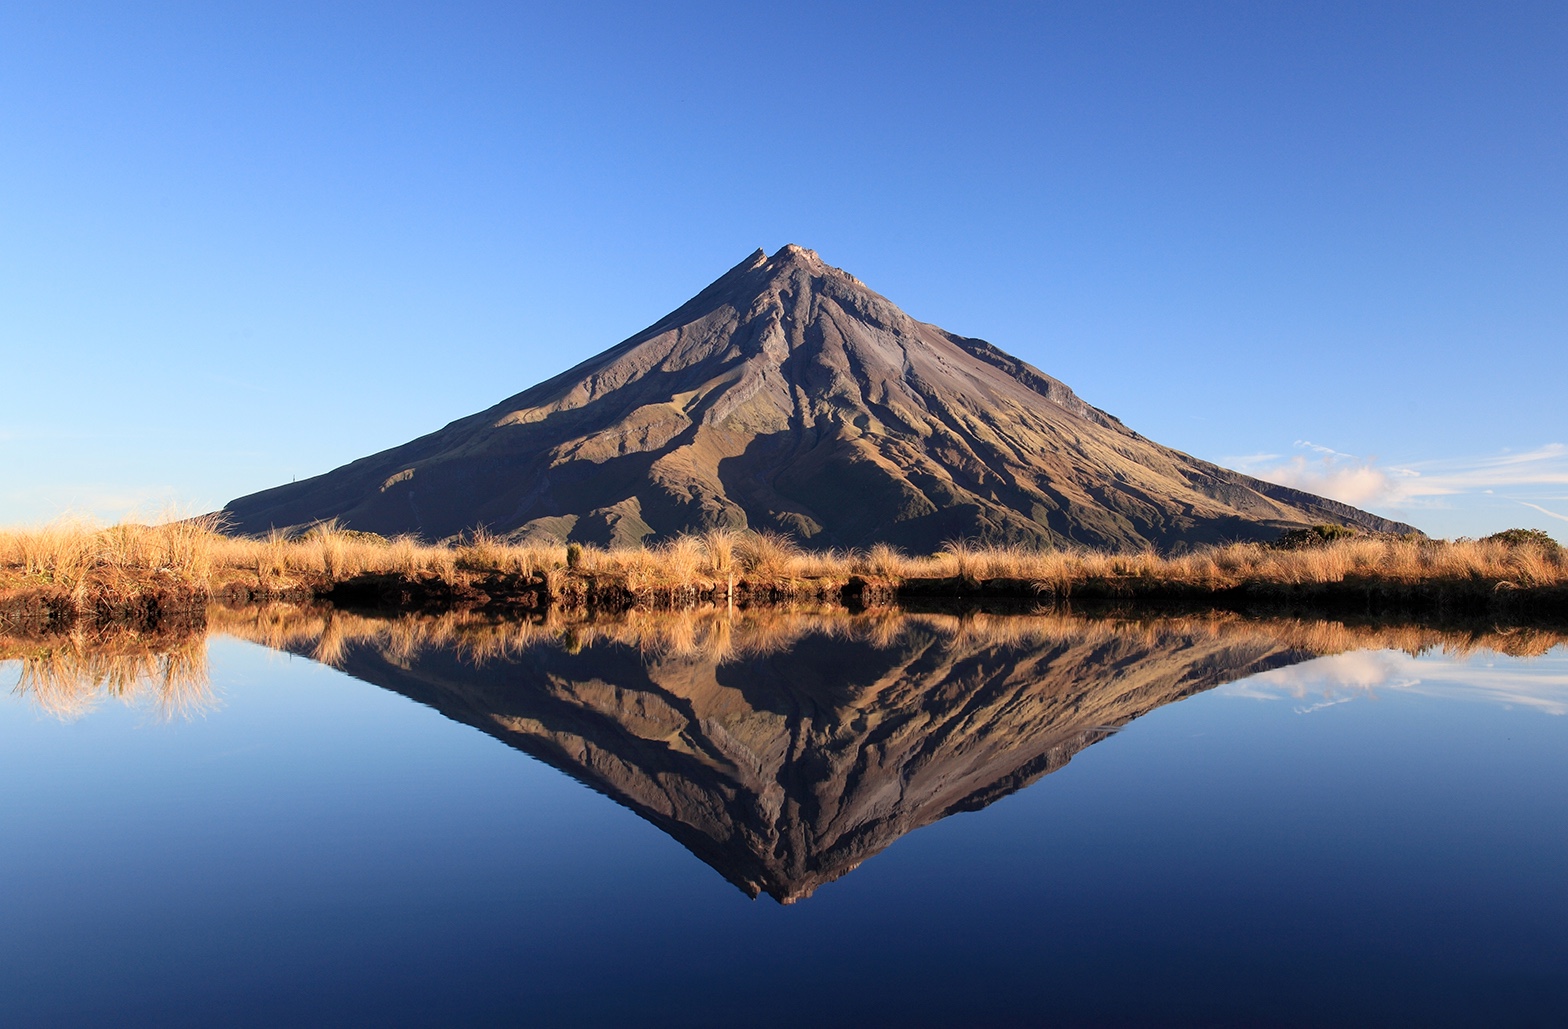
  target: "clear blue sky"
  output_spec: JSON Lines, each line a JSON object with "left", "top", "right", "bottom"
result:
{"left": 3, "top": 1, "right": 1564, "bottom": 539}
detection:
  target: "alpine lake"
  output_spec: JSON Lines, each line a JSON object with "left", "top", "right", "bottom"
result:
{"left": 4, "top": 603, "right": 1566, "bottom": 1027}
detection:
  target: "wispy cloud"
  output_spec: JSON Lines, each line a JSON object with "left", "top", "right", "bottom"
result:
{"left": 0, "top": 484, "right": 209, "bottom": 524}
{"left": 1516, "top": 501, "right": 1568, "bottom": 524}
{"left": 1226, "top": 442, "right": 1568, "bottom": 513}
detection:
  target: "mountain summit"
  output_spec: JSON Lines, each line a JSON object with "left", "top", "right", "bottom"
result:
{"left": 224, "top": 245, "right": 1413, "bottom": 549}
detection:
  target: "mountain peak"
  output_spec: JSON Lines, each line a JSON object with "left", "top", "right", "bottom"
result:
{"left": 223, "top": 248, "right": 1418, "bottom": 549}
{"left": 769, "top": 242, "right": 823, "bottom": 265}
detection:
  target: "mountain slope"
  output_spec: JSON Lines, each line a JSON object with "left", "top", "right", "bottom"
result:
{"left": 224, "top": 245, "right": 1415, "bottom": 550}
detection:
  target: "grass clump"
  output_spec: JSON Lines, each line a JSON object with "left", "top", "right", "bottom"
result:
{"left": 736, "top": 531, "right": 799, "bottom": 578}
{"left": 294, "top": 524, "right": 390, "bottom": 546}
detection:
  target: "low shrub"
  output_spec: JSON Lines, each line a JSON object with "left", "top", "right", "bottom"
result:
{"left": 1270, "top": 524, "right": 1360, "bottom": 551}
{"left": 1484, "top": 528, "right": 1561, "bottom": 554}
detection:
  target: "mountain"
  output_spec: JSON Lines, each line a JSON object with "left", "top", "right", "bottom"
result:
{"left": 276, "top": 611, "right": 1312, "bottom": 903}
{"left": 223, "top": 245, "right": 1415, "bottom": 550}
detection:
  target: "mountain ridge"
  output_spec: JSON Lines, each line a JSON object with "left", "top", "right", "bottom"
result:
{"left": 224, "top": 245, "right": 1417, "bottom": 550}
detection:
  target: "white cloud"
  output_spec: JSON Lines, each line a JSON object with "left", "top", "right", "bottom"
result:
{"left": 1253, "top": 452, "right": 1396, "bottom": 506}
{"left": 1227, "top": 442, "right": 1568, "bottom": 515}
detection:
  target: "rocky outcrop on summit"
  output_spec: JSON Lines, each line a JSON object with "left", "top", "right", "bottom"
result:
{"left": 224, "top": 245, "right": 1416, "bottom": 550}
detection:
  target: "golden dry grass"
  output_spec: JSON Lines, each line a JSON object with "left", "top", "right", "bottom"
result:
{"left": 1, "top": 516, "right": 1564, "bottom": 611}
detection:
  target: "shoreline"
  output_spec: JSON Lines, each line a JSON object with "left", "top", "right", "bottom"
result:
{"left": 3, "top": 521, "right": 1564, "bottom": 637}
{"left": 4, "top": 564, "right": 1566, "bottom": 641}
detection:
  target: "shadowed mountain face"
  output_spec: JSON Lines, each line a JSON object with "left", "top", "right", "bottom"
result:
{"left": 223, "top": 245, "right": 1414, "bottom": 551}
{"left": 248, "top": 610, "right": 1314, "bottom": 902}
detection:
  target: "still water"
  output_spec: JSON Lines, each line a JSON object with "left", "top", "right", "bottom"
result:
{"left": 3, "top": 608, "right": 1566, "bottom": 1026}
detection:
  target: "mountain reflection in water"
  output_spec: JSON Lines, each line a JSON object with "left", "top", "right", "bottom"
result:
{"left": 220, "top": 607, "right": 1568, "bottom": 903}
{"left": 9, "top": 607, "right": 1565, "bottom": 904}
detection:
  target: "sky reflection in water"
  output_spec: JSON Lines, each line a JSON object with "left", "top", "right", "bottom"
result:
{"left": 2, "top": 609, "right": 1566, "bottom": 1026}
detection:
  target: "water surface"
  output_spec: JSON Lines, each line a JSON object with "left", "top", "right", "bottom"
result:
{"left": 3, "top": 608, "right": 1566, "bottom": 1026}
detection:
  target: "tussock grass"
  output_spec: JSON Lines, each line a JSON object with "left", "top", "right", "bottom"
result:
{"left": 1, "top": 518, "right": 1565, "bottom": 616}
